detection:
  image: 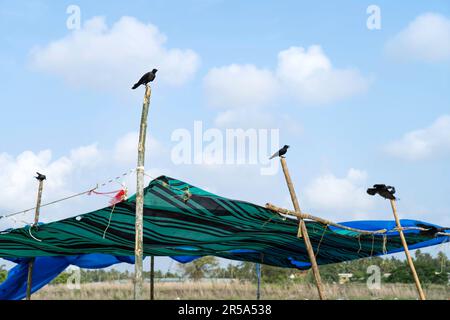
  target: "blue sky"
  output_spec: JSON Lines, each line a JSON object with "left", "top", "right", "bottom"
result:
{"left": 1, "top": 0, "right": 449, "bottom": 272}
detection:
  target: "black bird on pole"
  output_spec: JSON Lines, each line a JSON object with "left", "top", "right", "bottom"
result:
{"left": 132, "top": 69, "right": 158, "bottom": 89}
{"left": 269, "top": 145, "right": 290, "bottom": 159}
{"left": 35, "top": 172, "right": 46, "bottom": 181}
{"left": 367, "top": 184, "right": 396, "bottom": 200}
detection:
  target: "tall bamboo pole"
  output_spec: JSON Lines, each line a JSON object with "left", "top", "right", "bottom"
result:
{"left": 279, "top": 157, "right": 326, "bottom": 300}
{"left": 26, "top": 173, "right": 46, "bottom": 300}
{"left": 150, "top": 256, "right": 155, "bottom": 300}
{"left": 389, "top": 199, "right": 426, "bottom": 300}
{"left": 134, "top": 84, "right": 152, "bottom": 300}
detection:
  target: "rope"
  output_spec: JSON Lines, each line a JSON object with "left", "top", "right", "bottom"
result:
{"left": 0, "top": 189, "right": 94, "bottom": 220}
{"left": 144, "top": 172, "right": 193, "bottom": 194}
{"left": 357, "top": 235, "right": 362, "bottom": 254}
{"left": 261, "top": 213, "right": 278, "bottom": 229}
{"left": 28, "top": 226, "right": 42, "bottom": 242}
{"left": 144, "top": 172, "right": 194, "bottom": 203}
{"left": 370, "top": 235, "right": 375, "bottom": 257}
{"left": 314, "top": 225, "right": 328, "bottom": 258}
{"left": 0, "top": 169, "right": 135, "bottom": 221}
{"left": 382, "top": 235, "right": 388, "bottom": 255}
{"left": 437, "top": 232, "right": 450, "bottom": 237}
{"left": 102, "top": 204, "right": 116, "bottom": 239}
{"left": 296, "top": 220, "right": 303, "bottom": 238}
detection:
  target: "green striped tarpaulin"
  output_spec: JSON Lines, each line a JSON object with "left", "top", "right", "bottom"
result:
{"left": 0, "top": 176, "right": 448, "bottom": 269}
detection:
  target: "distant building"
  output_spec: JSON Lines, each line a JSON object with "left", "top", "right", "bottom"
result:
{"left": 338, "top": 273, "right": 353, "bottom": 284}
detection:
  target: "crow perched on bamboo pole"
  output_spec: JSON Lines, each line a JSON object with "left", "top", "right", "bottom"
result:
{"left": 367, "top": 184, "right": 396, "bottom": 200}
{"left": 132, "top": 69, "right": 158, "bottom": 89}
{"left": 270, "top": 145, "right": 290, "bottom": 159}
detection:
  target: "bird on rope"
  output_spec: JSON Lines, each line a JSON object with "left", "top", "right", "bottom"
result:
{"left": 132, "top": 69, "right": 158, "bottom": 89}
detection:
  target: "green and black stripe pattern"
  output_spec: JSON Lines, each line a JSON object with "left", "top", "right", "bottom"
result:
{"left": 0, "top": 176, "right": 447, "bottom": 269}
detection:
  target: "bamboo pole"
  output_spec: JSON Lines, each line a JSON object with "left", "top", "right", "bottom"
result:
{"left": 279, "top": 157, "right": 326, "bottom": 300}
{"left": 150, "top": 256, "right": 155, "bottom": 300}
{"left": 134, "top": 84, "right": 152, "bottom": 300}
{"left": 265, "top": 203, "right": 388, "bottom": 235}
{"left": 26, "top": 173, "right": 46, "bottom": 300}
{"left": 389, "top": 199, "right": 426, "bottom": 300}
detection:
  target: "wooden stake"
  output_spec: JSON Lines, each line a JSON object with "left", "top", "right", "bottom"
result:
{"left": 279, "top": 157, "right": 326, "bottom": 300}
{"left": 26, "top": 173, "right": 46, "bottom": 300}
{"left": 389, "top": 199, "right": 426, "bottom": 300}
{"left": 134, "top": 84, "right": 152, "bottom": 300}
{"left": 150, "top": 256, "right": 155, "bottom": 300}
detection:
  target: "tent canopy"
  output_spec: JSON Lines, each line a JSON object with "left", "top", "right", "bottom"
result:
{"left": 0, "top": 176, "right": 448, "bottom": 269}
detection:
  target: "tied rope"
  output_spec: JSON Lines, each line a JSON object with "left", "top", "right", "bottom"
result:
{"left": 382, "top": 235, "right": 388, "bottom": 255}
{"left": 314, "top": 224, "right": 328, "bottom": 258}
{"left": 144, "top": 172, "right": 193, "bottom": 203}
{"left": 357, "top": 235, "right": 362, "bottom": 254}
{"left": 101, "top": 188, "right": 128, "bottom": 239}
{"left": 102, "top": 204, "right": 116, "bottom": 239}
{"left": 0, "top": 169, "right": 136, "bottom": 222}
{"left": 28, "top": 226, "right": 42, "bottom": 242}
{"left": 370, "top": 235, "right": 375, "bottom": 257}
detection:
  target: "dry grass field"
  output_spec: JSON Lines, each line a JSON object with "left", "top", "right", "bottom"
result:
{"left": 33, "top": 281, "right": 449, "bottom": 300}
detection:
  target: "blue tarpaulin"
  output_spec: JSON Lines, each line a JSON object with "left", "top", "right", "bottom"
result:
{"left": 0, "top": 255, "right": 134, "bottom": 300}
{"left": 0, "top": 219, "right": 447, "bottom": 300}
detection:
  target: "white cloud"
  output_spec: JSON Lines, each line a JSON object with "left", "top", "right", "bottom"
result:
{"left": 0, "top": 144, "right": 100, "bottom": 215}
{"left": 385, "top": 13, "right": 450, "bottom": 63}
{"left": 0, "top": 136, "right": 170, "bottom": 230}
{"left": 304, "top": 169, "right": 375, "bottom": 218}
{"left": 203, "top": 45, "right": 368, "bottom": 114}
{"left": 114, "top": 131, "right": 165, "bottom": 165}
{"left": 70, "top": 144, "right": 102, "bottom": 167}
{"left": 385, "top": 115, "right": 450, "bottom": 161}
{"left": 204, "top": 64, "right": 278, "bottom": 108}
{"left": 30, "top": 16, "right": 200, "bottom": 90}
{"left": 276, "top": 46, "right": 369, "bottom": 104}
{"left": 214, "top": 109, "right": 303, "bottom": 137}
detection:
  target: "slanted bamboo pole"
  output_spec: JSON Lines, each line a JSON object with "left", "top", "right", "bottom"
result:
{"left": 26, "top": 173, "right": 46, "bottom": 300}
{"left": 389, "top": 199, "right": 426, "bottom": 300}
{"left": 265, "top": 203, "right": 388, "bottom": 235}
{"left": 134, "top": 84, "right": 152, "bottom": 300}
{"left": 279, "top": 157, "right": 326, "bottom": 300}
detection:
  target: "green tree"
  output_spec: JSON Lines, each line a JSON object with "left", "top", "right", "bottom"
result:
{"left": 0, "top": 264, "right": 8, "bottom": 283}
{"left": 178, "top": 256, "right": 219, "bottom": 281}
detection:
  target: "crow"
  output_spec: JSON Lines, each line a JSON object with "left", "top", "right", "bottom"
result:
{"left": 35, "top": 172, "right": 46, "bottom": 181}
{"left": 269, "top": 145, "right": 290, "bottom": 159}
{"left": 367, "top": 184, "right": 396, "bottom": 200}
{"left": 132, "top": 69, "right": 158, "bottom": 89}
